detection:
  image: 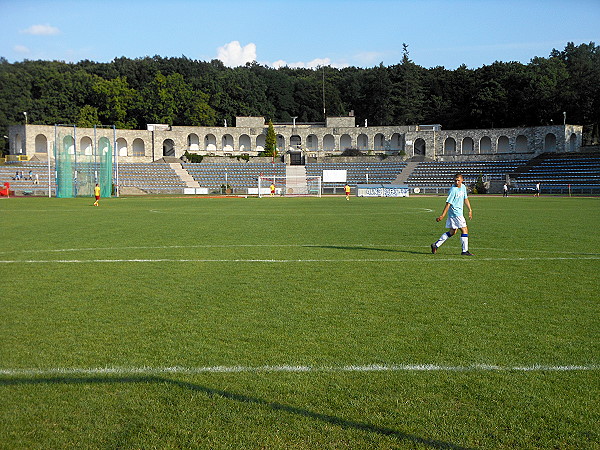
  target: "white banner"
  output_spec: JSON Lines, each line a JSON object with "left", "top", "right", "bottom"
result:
{"left": 323, "top": 170, "right": 347, "bottom": 183}
{"left": 356, "top": 184, "right": 410, "bottom": 197}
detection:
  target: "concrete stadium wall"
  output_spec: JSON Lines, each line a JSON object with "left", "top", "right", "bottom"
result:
{"left": 8, "top": 119, "right": 584, "bottom": 163}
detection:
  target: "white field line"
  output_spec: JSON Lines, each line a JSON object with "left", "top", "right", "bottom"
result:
{"left": 0, "top": 364, "right": 597, "bottom": 377}
{"left": 1, "top": 256, "right": 599, "bottom": 264}
{"left": 0, "top": 243, "right": 381, "bottom": 255}
{"left": 1, "top": 244, "right": 597, "bottom": 256}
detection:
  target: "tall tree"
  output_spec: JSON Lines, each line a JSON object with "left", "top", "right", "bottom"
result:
{"left": 390, "top": 44, "right": 426, "bottom": 125}
{"left": 92, "top": 75, "right": 136, "bottom": 128}
{"left": 264, "top": 120, "right": 277, "bottom": 156}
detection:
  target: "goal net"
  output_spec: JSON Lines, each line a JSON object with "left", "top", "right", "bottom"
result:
{"left": 258, "top": 176, "right": 321, "bottom": 197}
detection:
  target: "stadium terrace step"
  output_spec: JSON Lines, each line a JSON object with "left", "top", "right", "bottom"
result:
{"left": 169, "top": 163, "right": 201, "bottom": 188}
{"left": 393, "top": 161, "right": 418, "bottom": 184}
{"left": 285, "top": 165, "right": 308, "bottom": 194}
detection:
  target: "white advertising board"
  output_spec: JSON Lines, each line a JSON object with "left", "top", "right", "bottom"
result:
{"left": 323, "top": 170, "right": 347, "bottom": 183}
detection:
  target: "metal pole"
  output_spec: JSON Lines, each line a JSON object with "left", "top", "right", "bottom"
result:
{"left": 94, "top": 125, "right": 97, "bottom": 183}
{"left": 47, "top": 129, "right": 52, "bottom": 197}
{"left": 73, "top": 125, "right": 77, "bottom": 197}
{"left": 322, "top": 66, "right": 326, "bottom": 120}
{"left": 114, "top": 125, "right": 119, "bottom": 197}
{"left": 54, "top": 125, "right": 57, "bottom": 196}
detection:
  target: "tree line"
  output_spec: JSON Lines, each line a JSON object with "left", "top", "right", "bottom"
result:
{"left": 1, "top": 41, "right": 599, "bottom": 154}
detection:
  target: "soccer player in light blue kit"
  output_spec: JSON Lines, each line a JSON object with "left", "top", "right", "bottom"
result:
{"left": 431, "top": 173, "right": 474, "bottom": 256}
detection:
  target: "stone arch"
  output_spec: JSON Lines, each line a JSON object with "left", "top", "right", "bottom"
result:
{"left": 414, "top": 138, "right": 426, "bottom": 156}
{"left": 163, "top": 139, "right": 175, "bottom": 157}
{"left": 323, "top": 134, "right": 335, "bottom": 151}
{"left": 357, "top": 133, "right": 368, "bottom": 151}
{"left": 515, "top": 134, "right": 528, "bottom": 152}
{"left": 98, "top": 136, "right": 112, "bottom": 156}
{"left": 239, "top": 134, "right": 251, "bottom": 152}
{"left": 569, "top": 133, "right": 577, "bottom": 152}
{"left": 98, "top": 136, "right": 111, "bottom": 157}
{"left": 374, "top": 133, "right": 385, "bottom": 151}
{"left": 480, "top": 136, "right": 492, "bottom": 153}
{"left": 340, "top": 134, "right": 352, "bottom": 150}
{"left": 462, "top": 137, "right": 474, "bottom": 154}
{"left": 15, "top": 134, "right": 23, "bottom": 153}
{"left": 63, "top": 135, "right": 75, "bottom": 155}
{"left": 80, "top": 136, "right": 93, "bottom": 156}
{"left": 497, "top": 136, "right": 510, "bottom": 152}
{"left": 277, "top": 135, "right": 286, "bottom": 151}
{"left": 132, "top": 138, "right": 145, "bottom": 157}
{"left": 256, "top": 134, "right": 265, "bottom": 152}
{"left": 187, "top": 133, "right": 199, "bottom": 151}
{"left": 444, "top": 137, "right": 456, "bottom": 154}
{"left": 306, "top": 134, "right": 318, "bottom": 151}
{"left": 390, "top": 133, "right": 402, "bottom": 152}
{"left": 35, "top": 134, "right": 48, "bottom": 153}
{"left": 290, "top": 135, "right": 301, "bottom": 150}
{"left": 205, "top": 134, "right": 216, "bottom": 151}
{"left": 544, "top": 133, "right": 556, "bottom": 152}
{"left": 117, "top": 137, "right": 128, "bottom": 157}
{"left": 222, "top": 134, "right": 234, "bottom": 151}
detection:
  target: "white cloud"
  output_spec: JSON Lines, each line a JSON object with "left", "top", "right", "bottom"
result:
{"left": 272, "top": 57, "right": 348, "bottom": 69}
{"left": 217, "top": 41, "right": 257, "bottom": 67}
{"left": 353, "top": 51, "right": 385, "bottom": 66}
{"left": 21, "top": 24, "right": 60, "bottom": 36}
{"left": 217, "top": 41, "right": 348, "bottom": 70}
{"left": 14, "top": 45, "right": 30, "bottom": 54}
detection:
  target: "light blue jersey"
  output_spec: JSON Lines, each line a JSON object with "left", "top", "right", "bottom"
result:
{"left": 446, "top": 184, "right": 468, "bottom": 218}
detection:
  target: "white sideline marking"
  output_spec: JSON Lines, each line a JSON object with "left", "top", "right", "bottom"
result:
{"left": 1, "top": 243, "right": 367, "bottom": 254}
{"left": 0, "top": 256, "right": 599, "bottom": 264}
{"left": 2, "top": 243, "right": 404, "bottom": 255}
{"left": 1, "top": 244, "right": 596, "bottom": 257}
{"left": 0, "top": 364, "right": 597, "bottom": 377}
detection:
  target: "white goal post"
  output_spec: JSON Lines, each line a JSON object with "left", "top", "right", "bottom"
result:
{"left": 258, "top": 176, "right": 322, "bottom": 197}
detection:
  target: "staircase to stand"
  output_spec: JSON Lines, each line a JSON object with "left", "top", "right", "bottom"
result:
{"left": 285, "top": 165, "right": 308, "bottom": 194}
{"left": 169, "top": 163, "right": 200, "bottom": 189}
{"left": 393, "top": 161, "right": 419, "bottom": 185}
{"left": 509, "top": 153, "right": 551, "bottom": 179}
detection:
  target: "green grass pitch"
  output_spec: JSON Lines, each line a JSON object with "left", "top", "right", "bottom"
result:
{"left": 0, "top": 194, "right": 598, "bottom": 449}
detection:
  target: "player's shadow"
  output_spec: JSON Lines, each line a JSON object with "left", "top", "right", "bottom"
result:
{"left": 313, "top": 245, "right": 426, "bottom": 255}
{"left": 0, "top": 375, "right": 471, "bottom": 450}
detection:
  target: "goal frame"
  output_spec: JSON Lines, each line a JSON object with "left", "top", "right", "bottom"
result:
{"left": 258, "top": 176, "right": 322, "bottom": 198}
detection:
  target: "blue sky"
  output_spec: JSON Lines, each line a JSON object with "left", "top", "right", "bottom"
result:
{"left": 1, "top": 0, "right": 598, "bottom": 69}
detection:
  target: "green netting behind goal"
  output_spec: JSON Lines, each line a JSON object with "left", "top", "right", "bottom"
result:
{"left": 98, "top": 137, "right": 113, "bottom": 198}
{"left": 55, "top": 127, "right": 113, "bottom": 198}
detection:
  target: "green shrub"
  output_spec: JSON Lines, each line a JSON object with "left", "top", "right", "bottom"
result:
{"left": 184, "top": 151, "right": 203, "bottom": 163}
{"left": 474, "top": 173, "right": 487, "bottom": 194}
{"left": 341, "top": 148, "right": 363, "bottom": 156}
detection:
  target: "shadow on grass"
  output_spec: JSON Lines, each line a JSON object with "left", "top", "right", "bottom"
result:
{"left": 312, "top": 245, "right": 426, "bottom": 255}
{"left": 0, "top": 375, "right": 471, "bottom": 449}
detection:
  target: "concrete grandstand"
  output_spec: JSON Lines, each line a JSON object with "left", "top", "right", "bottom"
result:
{"left": 3, "top": 117, "right": 598, "bottom": 196}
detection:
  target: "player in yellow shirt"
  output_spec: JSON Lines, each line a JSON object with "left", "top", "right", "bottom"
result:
{"left": 344, "top": 183, "right": 351, "bottom": 200}
{"left": 270, "top": 183, "right": 276, "bottom": 196}
{"left": 93, "top": 183, "right": 101, "bottom": 206}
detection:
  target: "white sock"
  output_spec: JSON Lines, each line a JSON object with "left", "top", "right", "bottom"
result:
{"left": 461, "top": 234, "right": 469, "bottom": 252}
{"left": 435, "top": 231, "right": 452, "bottom": 248}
